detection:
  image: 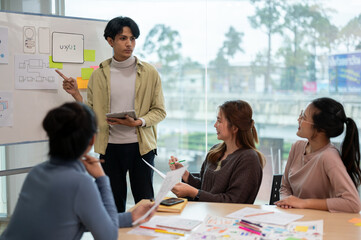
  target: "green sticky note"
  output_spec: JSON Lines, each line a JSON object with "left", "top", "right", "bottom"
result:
{"left": 49, "top": 56, "right": 63, "bottom": 69}
{"left": 81, "top": 68, "right": 94, "bottom": 80}
{"left": 84, "top": 49, "right": 96, "bottom": 62}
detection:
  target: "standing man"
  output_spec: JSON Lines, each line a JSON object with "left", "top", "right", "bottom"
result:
{"left": 56, "top": 16, "right": 166, "bottom": 212}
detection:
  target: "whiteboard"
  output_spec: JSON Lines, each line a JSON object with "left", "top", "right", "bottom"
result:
{"left": 0, "top": 11, "right": 112, "bottom": 145}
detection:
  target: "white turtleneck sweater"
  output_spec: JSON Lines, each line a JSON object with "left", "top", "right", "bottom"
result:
{"left": 108, "top": 56, "right": 138, "bottom": 144}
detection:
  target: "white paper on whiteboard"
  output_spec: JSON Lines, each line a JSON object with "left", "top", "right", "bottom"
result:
{"left": 0, "top": 27, "right": 9, "bottom": 64}
{"left": 52, "top": 32, "right": 84, "bottom": 63}
{"left": 0, "top": 91, "right": 13, "bottom": 127}
{"left": 38, "top": 27, "right": 50, "bottom": 54}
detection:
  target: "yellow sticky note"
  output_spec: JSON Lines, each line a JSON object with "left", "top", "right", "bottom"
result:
{"left": 295, "top": 226, "right": 308, "bottom": 232}
{"left": 49, "top": 56, "right": 63, "bottom": 69}
{"left": 84, "top": 49, "right": 96, "bottom": 62}
{"left": 77, "top": 77, "right": 89, "bottom": 89}
{"left": 348, "top": 218, "right": 361, "bottom": 224}
{"left": 355, "top": 222, "right": 361, "bottom": 227}
{"left": 81, "top": 68, "right": 94, "bottom": 80}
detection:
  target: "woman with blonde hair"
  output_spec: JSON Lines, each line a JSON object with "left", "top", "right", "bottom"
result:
{"left": 169, "top": 100, "right": 265, "bottom": 203}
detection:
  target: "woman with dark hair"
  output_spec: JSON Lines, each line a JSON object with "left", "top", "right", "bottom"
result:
{"left": 0, "top": 102, "right": 154, "bottom": 240}
{"left": 169, "top": 100, "right": 264, "bottom": 203}
{"left": 276, "top": 97, "right": 361, "bottom": 213}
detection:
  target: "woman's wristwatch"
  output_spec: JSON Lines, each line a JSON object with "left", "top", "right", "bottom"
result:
{"left": 193, "top": 190, "right": 201, "bottom": 201}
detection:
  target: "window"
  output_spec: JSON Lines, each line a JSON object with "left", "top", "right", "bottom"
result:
{"left": 64, "top": 0, "right": 361, "bottom": 202}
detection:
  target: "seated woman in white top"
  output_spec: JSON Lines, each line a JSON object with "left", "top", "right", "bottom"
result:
{"left": 0, "top": 102, "right": 154, "bottom": 240}
{"left": 276, "top": 97, "right": 361, "bottom": 213}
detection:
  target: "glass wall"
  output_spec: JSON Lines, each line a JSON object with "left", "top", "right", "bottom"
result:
{"left": 3, "top": 0, "right": 360, "bottom": 214}
{"left": 64, "top": 0, "right": 361, "bottom": 203}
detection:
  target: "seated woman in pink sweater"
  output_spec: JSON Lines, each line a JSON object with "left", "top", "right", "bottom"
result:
{"left": 276, "top": 97, "right": 361, "bottom": 213}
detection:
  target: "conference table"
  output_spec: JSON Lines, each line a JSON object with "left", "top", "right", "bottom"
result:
{"left": 118, "top": 200, "right": 361, "bottom": 239}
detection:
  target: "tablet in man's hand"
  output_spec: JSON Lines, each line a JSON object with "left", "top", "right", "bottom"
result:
{"left": 106, "top": 110, "right": 137, "bottom": 119}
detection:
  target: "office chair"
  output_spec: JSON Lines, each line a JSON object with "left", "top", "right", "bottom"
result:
{"left": 269, "top": 174, "right": 283, "bottom": 205}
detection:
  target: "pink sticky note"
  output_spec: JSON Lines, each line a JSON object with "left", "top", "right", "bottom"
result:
{"left": 90, "top": 65, "right": 99, "bottom": 70}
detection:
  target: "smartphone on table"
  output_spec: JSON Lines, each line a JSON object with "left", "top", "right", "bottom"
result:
{"left": 160, "top": 198, "right": 184, "bottom": 206}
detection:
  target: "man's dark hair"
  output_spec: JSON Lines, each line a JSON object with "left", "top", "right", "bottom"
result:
{"left": 103, "top": 16, "right": 140, "bottom": 40}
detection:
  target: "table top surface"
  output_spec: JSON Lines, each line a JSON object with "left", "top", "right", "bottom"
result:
{"left": 118, "top": 200, "right": 361, "bottom": 240}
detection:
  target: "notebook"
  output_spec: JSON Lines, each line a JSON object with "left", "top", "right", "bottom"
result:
{"left": 157, "top": 197, "right": 188, "bottom": 213}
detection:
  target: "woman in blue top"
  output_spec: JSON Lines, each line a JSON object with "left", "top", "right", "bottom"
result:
{"left": 0, "top": 102, "right": 154, "bottom": 240}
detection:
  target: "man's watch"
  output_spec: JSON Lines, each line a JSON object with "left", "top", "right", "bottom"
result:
{"left": 193, "top": 190, "right": 201, "bottom": 201}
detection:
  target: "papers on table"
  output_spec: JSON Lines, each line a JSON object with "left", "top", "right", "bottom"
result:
{"left": 129, "top": 216, "right": 191, "bottom": 238}
{"left": 189, "top": 215, "right": 323, "bottom": 240}
{"left": 226, "top": 207, "right": 304, "bottom": 226}
{"left": 132, "top": 166, "right": 186, "bottom": 225}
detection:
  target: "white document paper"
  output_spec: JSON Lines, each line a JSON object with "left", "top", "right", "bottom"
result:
{"left": 38, "top": 27, "right": 50, "bottom": 54}
{"left": 132, "top": 167, "right": 186, "bottom": 225}
{"left": 142, "top": 158, "right": 166, "bottom": 179}
{"left": 153, "top": 215, "right": 202, "bottom": 231}
{"left": 0, "top": 27, "right": 9, "bottom": 64}
{"left": 288, "top": 220, "right": 323, "bottom": 236}
{"left": 0, "top": 91, "right": 13, "bottom": 127}
{"left": 226, "top": 207, "right": 304, "bottom": 225}
{"left": 14, "top": 54, "right": 59, "bottom": 89}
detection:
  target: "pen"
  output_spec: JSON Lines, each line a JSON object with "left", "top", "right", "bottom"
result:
{"left": 139, "top": 225, "right": 167, "bottom": 231}
{"left": 154, "top": 229, "right": 185, "bottom": 236}
{"left": 241, "top": 219, "right": 262, "bottom": 228}
{"left": 244, "top": 211, "right": 274, "bottom": 218}
{"left": 239, "top": 226, "right": 262, "bottom": 236}
{"left": 238, "top": 222, "right": 261, "bottom": 232}
{"left": 170, "top": 160, "right": 186, "bottom": 165}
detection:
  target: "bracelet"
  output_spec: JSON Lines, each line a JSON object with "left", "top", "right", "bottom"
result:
{"left": 193, "top": 190, "right": 201, "bottom": 201}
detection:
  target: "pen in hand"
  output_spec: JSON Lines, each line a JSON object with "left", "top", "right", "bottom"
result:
{"left": 170, "top": 160, "right": 186, "bottom": 165}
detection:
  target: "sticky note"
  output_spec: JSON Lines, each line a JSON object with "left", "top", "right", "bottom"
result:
{"left": 355, "top": 222, "right": 361, "bottom": 227}
{"left": 81, "top": 68, "right": 93, "bottom": 80}
{"left": 295, "top": 226, "right": 308, "bottom": 232}
{"left": 49, "top": 56, "right": 63, "bottom": 69}
{"left": 77, "top": 77, "right": 89, "bottom": 89}
{"left": 90, "top": 65, "right": 99, "bottom": 70}
{"left": 348, "top": 218, "right": 361, "bottom": 224}
{"left": 84, "top": 49, "right": 95, "bottom": 62}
